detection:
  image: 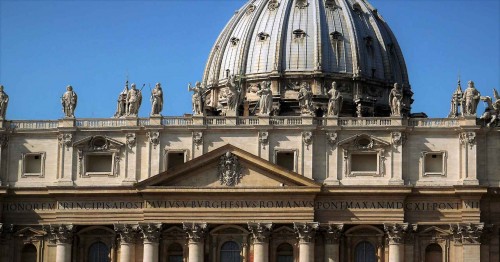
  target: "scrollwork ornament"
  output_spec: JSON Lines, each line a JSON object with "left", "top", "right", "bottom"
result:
{"left": 384, "top": 223, "right": 408, "bottom": 244}
{"left": 58, "top": 133, "right": 73, "bottom": 149}
{"left": 47, "top": 224, "right": 74, "bottom": 245}
{"left": 259, "top": 131, "right": 269, "bottom": 149}
{"left": 147, "top": 131, "right": 160, "bottom": 149}
{"left": 218, "top": 152, "right": 243, "bottom": 186}
{"left": 139, "top": 223, "right": 162, "bottom": 243}
{"left": 324, "top": 223, "right": 343, "bottom": 244}
{"left": 294, "top": 222, "right": 319, "bottom": 243}
{"left": 114, "top": 224, "right": 138, "bottom": 244}
{"left": 459, "top": 132, "right": 476, "bottom": 149}
{"left": 183, "top": 223, "right": 207, "bottom": 243}
{"left": 326, "top": 132, "right": 338, "bottom": 148}
{"left": 248, "top": 222, "right": 273, "bottom": 244}
{"left": 391, "top": 132, "right": 406, "bottom": 147}
{"left": 268, "top": 0, "right": 279, "bottom": 11}
{"left": 126, "top": 133, "right": 136, "bottom": 149}
{"left": 302, "top": 131, "right": 313, "bottom": 149}
{"left": 193, "top": 132, "right": 203, "bottom": 149}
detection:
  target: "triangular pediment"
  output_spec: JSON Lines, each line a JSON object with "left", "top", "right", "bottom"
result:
{"left": 13, "top": 227, "right": 46, "bottom": 238}
{"left": 338, "top": 134, "right": 390, "bottom": 150}
{"left": 137, "top": 144, "right": 321, "bottom": 188}
{"left": 73, "top": 135, "right": 124, "bottom": 151}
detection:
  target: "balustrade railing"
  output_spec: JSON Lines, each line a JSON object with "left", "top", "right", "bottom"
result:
{"left": 9, "top": 120, "right": 59, "bottom": 130}
{"left": 76, "top": 119, "right": 127, "bottom": 128}
{"left": 408, "top": 118, "right": 459, "bottom": 127}
{"left": 338, "top": 118, "right": 392, "bottom": 126}
{"left": 161, "top": 117, "right": 194, "bottom": 126}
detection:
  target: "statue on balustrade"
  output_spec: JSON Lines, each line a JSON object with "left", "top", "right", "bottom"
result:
{"left": 462, "top": 80, "right": 481, "bottom": 116}
{"left": 126, "top": 83, "right": 143, "bottom": 117}
{"left": 327, "top": 81, "right": 343, "bottom": 116}
{"left": 114, "top": 81, "right": 129, "bottom": 118}
{"left": 61, "top": 85, "right": 77, "bottom": 118}
{"left": 226, "top": 75, "right": 242, "bottom": 115}
{"left": 257, "top": 81, "right": 273, "bottom": 116}
{"left": 0, "top": 85, "right": 9, "bottom": 119}
{"left": 150, "top": 83, "right": 163, "bottom": 116}
{"left": 448, "top": 79, "right": 463, "bottom": 118}
{"left": 188, "top": 81, "right": 206, "bottom": 116}
{"left": 298, "top": 82, "right": 314, "bottom": 116}
{"left": 480, "top": 88, "right": 500, "bottom": 127}
{"left": 389, "top": 83, "right": 403, "bottom": 116}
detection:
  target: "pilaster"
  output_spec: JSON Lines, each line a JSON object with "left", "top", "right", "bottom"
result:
{"left": 450, "top": 223, "right": 484, "bottom": 262}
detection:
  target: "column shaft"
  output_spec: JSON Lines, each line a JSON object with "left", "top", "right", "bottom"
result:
{"left": 56, "top": 243, "right": 71, "bottom": 262}
{"left": 120, "top": 243, "right": 136, "bottom": 262}
{"left": 324, "top": 243, "right": 339, "bottom": 262}
{"left": 388, "top": 244, "right": 403, "bottom": 262}
{"left": 299, "top": 242, "right": 314, "bottom": 262}
{"left": 143, "top": 242, "right": 159, "bottom": 262}
{"left": 188, "top": 241, "right": 204, "bottom": 262}
{"left": 253, "top": 242, "right": 269, "bottom": 262}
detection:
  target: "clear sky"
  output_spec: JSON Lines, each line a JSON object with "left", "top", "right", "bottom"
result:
{"left": 0, "top": 0, "right": 499, "bottom": 120}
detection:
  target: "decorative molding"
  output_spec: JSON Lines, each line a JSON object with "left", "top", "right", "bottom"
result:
{"left": 450, "top": 223, "right": 484, "bottom": 244}
{"left": 46, "top": 224, "right": 74, "bottom": 245}
{"left": 114, "top": 224, "right": 139, "bottom": 244}
{"left": 58, "top": 133, "right": 73, "bottom": 148}
{"left": 294, "top": 222, "right": 319, "bottom": 243}
{"left": 139, "top": 223, "right": 162, "bottom": 243}
{"left": 268, "top": 0, "right": 279, "bottom": 11}
{"left": 420, "top": 151, "right": 447, "bottom": 177}
{"left": 193, "top": 132, "right": 203, "bottom": 149}
{"left": 324, "top": 223, "right": 343, "bottom": 244}
{"left": 73, "top": 136, "right": 124, "bottom": 178}
{"left": 384, "top": 223, "right": 408, "bottom": 244}
{"left": 21, "top": 152, "right": 46, "bottom": 178}
{"left": 326, "top": 132, "right": 338, "bottom": 147}
{"left": 217, "top": 152, "right": 243, "bottom": 186}
{"left": 339, "top": 134, "right": 389, "bottom": 177}
{"left": 183, "top": 223, "right": 207, "bottom": 243}
{"left": 391, "top": 132, "right": 406, "bottom": 147}
{"left": 295, "top": 0, "right": 309, "bottom": 9}
{"left": 125, "top": 133, "right": 136, "bottom": 149}
{"left": 248, "top": 222, "right": 273, "bottom": 244}
{"left": 147, "top": 131, "right": 160, "bottom": 149}
{"left": 459, "top": 132, "right": 476, "bottom": 149}
{"left": 259, "top": 131, "right": 269, "bottom": 149}
{"left": 246, "top": 4, "right": 256, "bottom": 14}
{"left": 302, "top": 131, "right": 313, "bottom": 149}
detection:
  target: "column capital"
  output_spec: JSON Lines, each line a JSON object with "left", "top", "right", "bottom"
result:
{"left": 46, "top": 224, "right": 74, "bottom": 244}
{"left": 248, "top": 222, "right": 273, "bottom": 244}
{"left": 139, "top": 223, "right": 162, "bottom": 244}
{"left": 294, "top": 222, "right": 319, "bottom": 243}
{"left": 183, "top": 222, "right": 207, "bottom": 243}
{"left": 384, "top": 223, "right": 408, "bottom": 245}
{"left": 450, "top": 223, "right": 484, "bottom": 244}
{"left": 324, "top": 223, "right": 343, "bottom": 244}
{"left": 114, "top": 224, "right": 139, "bottom": 244}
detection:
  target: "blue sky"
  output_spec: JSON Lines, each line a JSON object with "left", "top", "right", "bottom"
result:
{"left": 0, "top": 0, "right": 499, "bottom": 119}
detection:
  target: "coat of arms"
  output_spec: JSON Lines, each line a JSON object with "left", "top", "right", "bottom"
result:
{"left": 218, "top": 152, "right": 242, "bottom": 186}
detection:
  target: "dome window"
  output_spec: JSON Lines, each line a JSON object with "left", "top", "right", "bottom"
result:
{"left": 230, "top": 37, "right": 240, "bottom": 46}
{"left": 325, "top": 0, "right": 339, "bottom": 10}
{"left": 353, "top": 3, "right": 362, "bottom": 13}
{"left": 295, "top": 0, "right": 309, "bottom": 9}
{"left": 330, "top": 31, "right": 343, "bottom": 41}
{"left": 268, "top": 0, "right": 280, "bottom": 11}
{"left": 293, "top": 29, "right": 306, "bottom": 39}
{"left": 258, "top": 32, "right": 270, "bottom": 41}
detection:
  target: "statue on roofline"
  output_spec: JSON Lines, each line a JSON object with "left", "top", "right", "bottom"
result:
{"left": 150, "top": 83, "right": 163, "bottom": 116}
{"left": 327, "top": 81, "right": 343, "bottom": 117}
{"left": 114, "top": 81, "right": 129, "bottom": 118}
{"left": 462, "top": 80, "right": 481, "bottom": 116}
{"left": 257, "top": 81, "right": 273, "bottom": 116}
{"left": 126, "top": 83, "right": 143, "bottom": 117}
{"left": 389, "top": 83, "right": 403, "bottom": 116}
{"left": 61, "top": 85, "right": 77, "bottom": 118}
{"left": 0, "top": 85, "right": 9, "bottom": 119}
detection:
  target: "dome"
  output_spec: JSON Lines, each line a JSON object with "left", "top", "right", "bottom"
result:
{"left": 201, "top": 0, "right": 413, "bottom": 117}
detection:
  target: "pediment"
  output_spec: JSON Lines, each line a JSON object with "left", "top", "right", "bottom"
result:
{"left": 419, "top": 226, "right": 451, "bottom": 236}
{"left": 138, "top": 144, "right": 321, "bottom": 188}
{"left": 338, "top": 134, "right": 390, "bottom": 150}
{"left": 14, "top": 227, "right": 46, "bottom": 238}
{"left": 73, "top": 135, "right": 124, "bottom": 151}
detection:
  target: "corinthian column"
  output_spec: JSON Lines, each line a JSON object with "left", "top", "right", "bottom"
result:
{"left": 248, "top": 222, "right": 273, "bottom": 262}
{"left": 48, "top": 224, "right": 74, "bottom": 262}
{"left": 115, "top": 224, "right": 139, "bottom": 262}
{"left": 384, "top": 223, "right": 408, "bottom": 262}
{"left": 294, "top": 222, "right": 319, "bottom": 262}
{"left": 324, "top": 224, "right": 343, "bottom": 262}
{"left": 183, "top": 223, "right": 207, "bottom": 262}
{"left": 139, "top": 223, "right": 162, "bottom": 262}
{"left": 450, "top": 223, "right": 484, "bottom": 262}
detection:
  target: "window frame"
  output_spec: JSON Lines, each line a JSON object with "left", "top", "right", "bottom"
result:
{"left": 163, "top": 149, "right": 188, "bottom": 172}
{"left": 420, "top": 151, "right": 447, "bottom": 177}
{"left": 21, "top": 152, "right": 46, "bottom": 178}
{"left": 274, "top": 149, "right": 298, "bottom": 172}
{"left": 344, "top": 149, "right": 385, "bottom": 177}
{"left": 82, "top": 152, "right": 118, "bottom": 178}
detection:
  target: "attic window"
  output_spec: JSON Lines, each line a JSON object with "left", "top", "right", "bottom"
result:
{"left": 293, "top": 29, "right": 306, "bottom": 39}
{"left": 164, "top": 150, "right": 187, "bottom": 171}
{"left": 258, "top": 32, "right": 270, "bottom": 41}
{"left": 275, "top": 150, "right": 297, "bottom": 172}
{"left": 421, "top": 151, "right": 447, "bottom": 177}
{"left": 230, "top": 37, "right": 240, "bottom": 46}
{"left": 86, "top": 154, "right": 113, "bottom": 174}
{"left": 22, "top": 152, "right": 46, "bottom": 178}
{"left": 351, "top": 153, "right": 377, "bottom": 172}
{"left": 330, "top": 31, "right": 343, "bottom": 41}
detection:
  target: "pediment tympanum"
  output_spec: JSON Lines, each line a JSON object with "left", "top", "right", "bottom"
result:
{"left": 138, "top": 144, "right": 321, "bottom": 188}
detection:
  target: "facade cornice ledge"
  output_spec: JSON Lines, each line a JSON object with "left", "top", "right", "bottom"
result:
{"left": 6, "top": 187, "right": 138, "bottom": 196}
{"left": 321, "top": 186, "right": 412, "bottom": 195}
{"left": 411, "top": 186, "right": 487, "bottom": 195}
{"left": 138, "top": 187, "right": 321, "bottom": 194}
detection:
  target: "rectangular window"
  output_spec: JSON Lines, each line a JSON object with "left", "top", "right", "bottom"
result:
{"left": 351, "top": 153, "right": 378, "bottom": 172}
{"left": 167, "top": 152, "right": 186, "bottom": 170}
{"left": 22, "top": 152, "right": 46, "bottom": 177}
{"left": 86, "top": 154, "right": 113, "bottom": 174}
{"left": 276, "top": 151, "right": 296, "bottom": 171}
{"left": 421, "top": 151, "right": 447, "bottom": 177}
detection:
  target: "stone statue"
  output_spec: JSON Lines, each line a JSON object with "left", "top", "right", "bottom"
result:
{"left": 389, "top": 83, "right": 403, "bottom": 116}
{"left": 257, "top": 81, "right": 273, "bottom": 116}
{"left": 114, "top": 81, "right": 129, "bottom": 118}
{"left": 298, "top": 82, "right": 314, "bottom": 116}
{"left": 218, "top": 152, "right": 242, "bottom": 186}
{"left": 126, "top": 83, "right": 142, "bottom": 117}
{"left": 448, "top": 80, "right": 463, "bottom": 118}
{"left": 150, "top": 83, "right": 163, "bottom": 116}
{"left": 462, "top": 81, "right": 481, "bottom": 116}
{"left": 0, "top": 85, "right": 9, "bottom": 119}
{"left": 327, "top": 81, "right": 343, "bottom": 116}
{"left": 188, "top": 82, "right": 205, "bottom": 115}
{"left": 61, "top": 85, "right": 77, "bottom": 118}
{"left": 226, "top": 75, "right": 242, "bottom": 115}
{"left": 480, "top": 88, "right": 500, "bottom": 127}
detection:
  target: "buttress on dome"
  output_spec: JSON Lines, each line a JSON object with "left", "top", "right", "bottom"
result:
{"left": 201, "top": 0, "right": 413, "bottom": 117}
